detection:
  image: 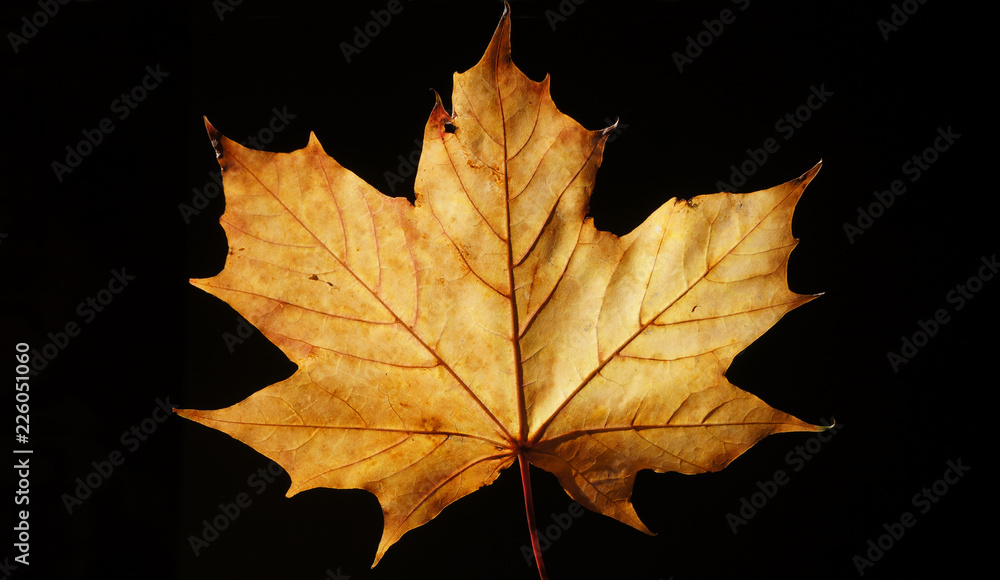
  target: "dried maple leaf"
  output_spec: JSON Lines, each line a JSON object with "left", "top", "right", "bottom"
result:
{"left": 178, "top": 5, "right": 826, "bottom": 576}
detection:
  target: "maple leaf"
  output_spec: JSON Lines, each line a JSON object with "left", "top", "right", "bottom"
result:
{"left": 178, "top": 4, "right": 827, "bottom": 576}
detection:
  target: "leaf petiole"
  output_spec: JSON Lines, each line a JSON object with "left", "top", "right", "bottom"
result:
{"left": 519, "top": 452, "right": 550, "bottom": 580}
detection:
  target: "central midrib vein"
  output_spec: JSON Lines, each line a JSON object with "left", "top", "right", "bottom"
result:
{"left": 495, "top": 44, "right": 529, "bottom": 449}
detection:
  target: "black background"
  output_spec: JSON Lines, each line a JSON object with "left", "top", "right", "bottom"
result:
{"left": 1, "top": 1, "right": 991, "bottom": 579}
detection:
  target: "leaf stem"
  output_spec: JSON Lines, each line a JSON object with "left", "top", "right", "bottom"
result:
{"left": 519, "top": 452, "right": 549, "bottom": 580}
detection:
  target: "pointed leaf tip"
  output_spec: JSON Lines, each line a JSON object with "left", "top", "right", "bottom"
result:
{"left": 429, "top": 91, "right": 453, "bottom": 127}
{"left": 173, "top": 408, "right": 210, "bottom": 427}
{"left": 306, "top": 131, "right": 324, "bottom": 152}
{"left": 204, "top": 117, "right": 223, "bottom": 159}
{"left": 478, "top": 0, "right": 512, "bottom": 70}
{"left": 799, "top": 160, "right": 823, "bottom": 185}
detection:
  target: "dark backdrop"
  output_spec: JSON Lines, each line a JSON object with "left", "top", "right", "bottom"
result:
{"left": 2, "top": 1, "right": 990, "bottom": 579}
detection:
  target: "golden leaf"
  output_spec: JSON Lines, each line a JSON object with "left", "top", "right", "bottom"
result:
{"left": 178, "top": 4, "right": 826, "bottom": 573}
